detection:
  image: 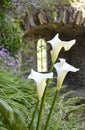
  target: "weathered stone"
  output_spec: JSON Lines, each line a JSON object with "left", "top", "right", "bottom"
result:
{"left": 38, "top": 9, "right": 48, "bottom": 25}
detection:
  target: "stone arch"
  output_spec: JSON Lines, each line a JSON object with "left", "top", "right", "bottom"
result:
{"left": 23, "top": 23, "right": 85, "bottom": 91}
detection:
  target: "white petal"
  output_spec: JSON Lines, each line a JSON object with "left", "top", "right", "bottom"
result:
{"left": 54, "top": 58, "right": 79, "bottom": 75}
{"left": 37, "top": 79, "right": 46, "bottom": 100}
{"left": 54, "top": 58, "right": 79, "bottom": 87}
{"left": 47, "top": 33, "right": 61, "bottom": 49}
{"left": 47, "top": 34, "right": 76, "bottom": 63}
{"left": 51, "top": 43, "right": 63, "bottom": 63}
{"left": 28, "top": 69, "right": 53, "bottom": 81}
{"left": 59, "top": 58, "right": 79, "bottom": 72}
{"left": 62, "top": 62, "right": 79, "bottom": 72}
{"left": 63, "top": 39, "right": 76, "bottom": 51}
{"left": 59, "top": 58, "right": 66, "bottom": 63}
{"left": 28, "top": 69, "right": 40, "bottom": 82}
{"left": 28, "top": 69, "right": 53, "bottom": 100}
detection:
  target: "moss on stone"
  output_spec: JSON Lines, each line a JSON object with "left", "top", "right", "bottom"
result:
{"left": 23, "top": 23, "right": 85, "bottom": 44}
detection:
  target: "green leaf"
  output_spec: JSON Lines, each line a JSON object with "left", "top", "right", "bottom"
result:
{"left": 0, "top": 127, "right": 9, "bottom": 130}
{"left": 0, "top": 99, "right": 28, "bottom": 130}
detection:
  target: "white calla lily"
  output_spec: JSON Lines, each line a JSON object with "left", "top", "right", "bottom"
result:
{"left": 47, "top": 34, "right": 76, "bottom": 63}
{"left": 28, "top": 69, "right": 53, "bottom": 100}
{"left": 54, "top": 58, "right": 79, "bottom": 90}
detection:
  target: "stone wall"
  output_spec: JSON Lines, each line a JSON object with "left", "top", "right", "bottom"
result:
{"left": 55, "top": 3, "right": 85, "bottom": 26}
{"left": 66, "top": 39, "right": 85, "bottom": 89}
{"left": 20, "top": 40, "right": 37, "bottom": 77}
{"left": 22, "top": 2, "right": 85, "bottom": 33}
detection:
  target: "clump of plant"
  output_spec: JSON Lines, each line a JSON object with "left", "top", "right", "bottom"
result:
{"left": 0, "top": 46, "right": 19, "bottom": 73}
{"left": 0, "top": 11, "right": 22, "bottom": 56}
{"left": 0, "top": 68, "right": 37, "bottom": 130}
{"left": 0, "top": 0, "right": 12, "bottom": 11}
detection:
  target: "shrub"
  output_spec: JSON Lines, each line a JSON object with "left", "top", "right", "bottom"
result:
{"left": 0, "top": 11, "right": 22, "bottom": 56}
{"left": 0, "top": 46, "right": 19, "bottom": 73}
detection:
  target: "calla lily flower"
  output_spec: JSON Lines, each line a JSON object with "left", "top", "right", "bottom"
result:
{"left": 47, "top": 34, "right": 76, "bottom": 63}
{"left": 28, "top": 69, "right": 53, "bottom": 100}
{"left": 54, "top": 58, "right": 79, "bottom": 90}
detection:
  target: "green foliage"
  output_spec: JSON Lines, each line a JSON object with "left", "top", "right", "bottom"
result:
{"left": 0, "top": 0, "right": 12, "bottom": 11}
{"left": 60, "top": 117, "right": 85, "bottom": 130}
{"left": 0, "top": 12, "right": 22, "bottom": 56}
{"left": 0, "top": 69, "right": 37, "bottom": 129}
{"left": 0, "top": 69, "right": 85, "bottom": 130}
{"left": 0, "top": 0, "right": 22, "bottom": 56}
{"left": 41, "top": 87, "right": 85, "bottom": 129}
{"left": 29, "top": 0, "right": 73, "bottom": 11}
{"left": 0, "top": 69, "right": 37, "bottom": 108}
{"left": 0, "top": 99, "right": 28, "bottom": 130}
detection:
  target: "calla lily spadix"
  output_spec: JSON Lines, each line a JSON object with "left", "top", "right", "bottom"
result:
{"left": 28, "top": 69, "right": 53, "bottom": 100}
{"left": 54, "top": 58, "right": 79, "bottom": 90}
{"left": 47, "top": 34, "right": 76, "bottom": 63}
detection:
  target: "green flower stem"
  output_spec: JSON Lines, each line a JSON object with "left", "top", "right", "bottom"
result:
{"left": 29, "top": 100, "right": 39, "bottom": 130}
{"left": 52, "top": 112, "right": 62, "bottom": 130}
{"left": 36, "top": 63, "right": 54, "bottom": 130}
{"left": 45, "top": 88, "right": 60, "bottom": 130}
{"left": 49, "top": 62, "right": 54, "bottom": 72}
{"left": 36, "top": 79, "right": 49, "bottom": 130}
